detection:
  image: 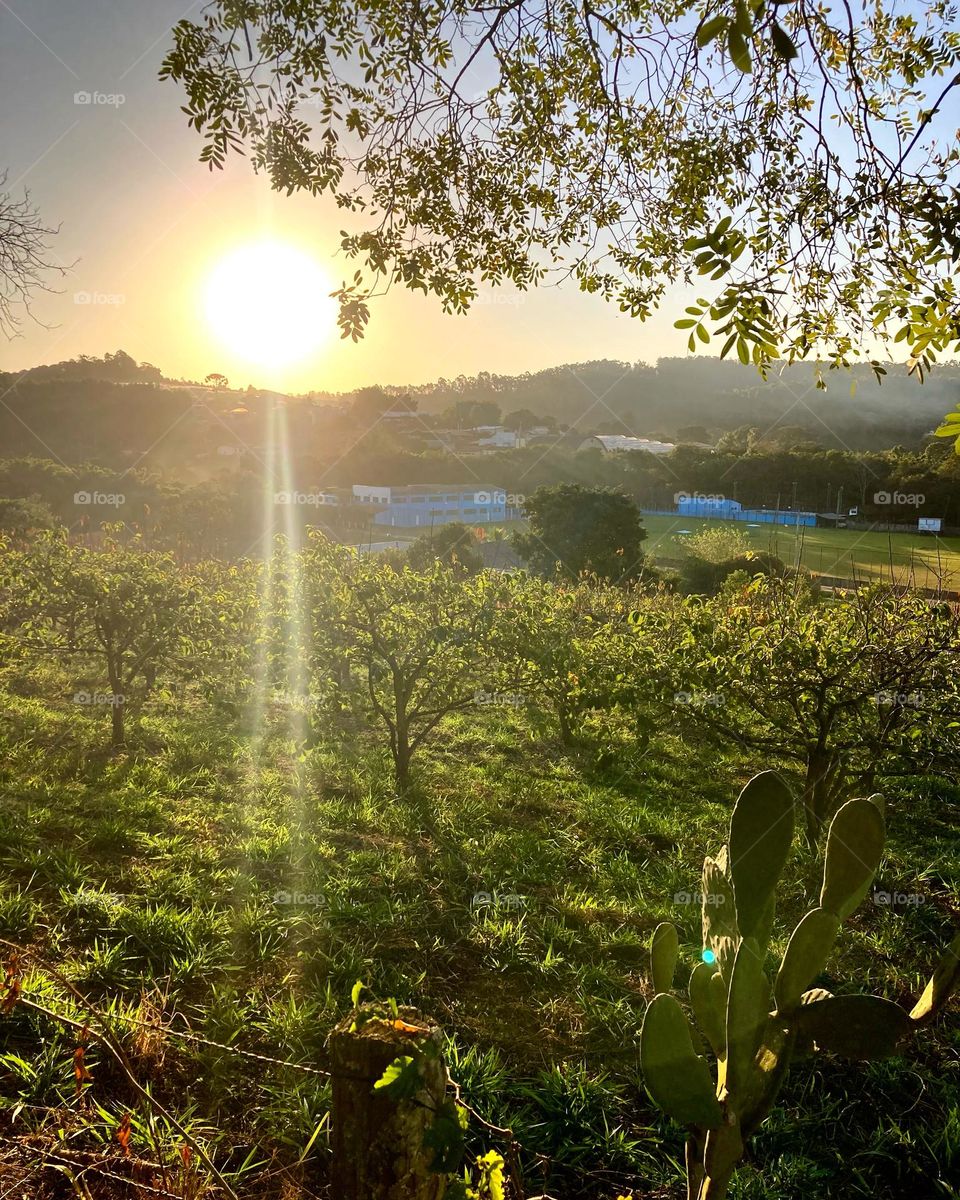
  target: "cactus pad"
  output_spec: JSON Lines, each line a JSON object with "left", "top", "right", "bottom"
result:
{"left": 728, "top": 772, "right": 795, "bottom": 939}
{"left": 640, "top": 994, "right": 724, "bottom": 1128}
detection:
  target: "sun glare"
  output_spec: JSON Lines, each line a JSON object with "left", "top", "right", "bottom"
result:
{"left": 203, "top": 241, "right": 337, "bottom": 370}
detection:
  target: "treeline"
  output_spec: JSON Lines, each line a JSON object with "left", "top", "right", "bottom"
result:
{"left": 2, "top": 436, "right": 960, "bottom": 561}
{"left": 324, "top": 438, "right": 960, "bottom": 522}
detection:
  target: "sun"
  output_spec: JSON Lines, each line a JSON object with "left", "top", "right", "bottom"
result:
{"left": 203, "top": 241, "right": 337, "bottom": 369}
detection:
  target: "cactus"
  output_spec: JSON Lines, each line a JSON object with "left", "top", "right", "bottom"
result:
{"left": 640, "top": 771, "right": 960, "bottom": 1200}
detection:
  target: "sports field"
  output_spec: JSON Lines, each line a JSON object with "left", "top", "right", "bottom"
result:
{"left": 641, "top": 514, "right": 960, "bottom": 590}
{"left": 339, "top": 513, "right": 960, "bottom": 589}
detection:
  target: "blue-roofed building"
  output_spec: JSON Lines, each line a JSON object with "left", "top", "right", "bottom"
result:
{"left": 677, "top": 496, "right": 743, "bottom": 519}
{"left": 675, "top": 494, "right": 816, "bottom": 527}
{"left": 352, "top": 484, "right": 523, "bottom": 528}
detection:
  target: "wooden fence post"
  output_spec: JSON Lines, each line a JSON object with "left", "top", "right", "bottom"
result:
{"left": 330, "top": 1006, "right": 446, "bottom": 1200}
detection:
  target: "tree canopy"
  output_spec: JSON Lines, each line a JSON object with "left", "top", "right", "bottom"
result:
{"left": 514, "top": 483, "right": 648, "bottom": 580}
{"left": 163, "top": 0, "right": 960, "bottom": 375}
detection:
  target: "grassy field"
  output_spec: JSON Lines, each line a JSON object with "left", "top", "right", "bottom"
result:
{"left": 1, "top": 677, "right": 958, "bottom": 1198}
{"left": 340, "top": 515, "right": 960, "bottom": 589}
{"left": 641, "top": 515, "right": 960, "bottom": 589}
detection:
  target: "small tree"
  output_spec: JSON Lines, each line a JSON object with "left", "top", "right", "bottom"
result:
{"left": 496, "top": 575, "right": 649, "bottom": 746}
{"left": 680, "top": 526, "right": 754, "bottom": 564}
{"left": 406, "top": 522, "right": 483, "bottom": 575}
{"left": 660, "top": 577, "right": 960, "bottom": 845}
{"left": 513, "top": 484, "right": 647, "bottom": 583}
{"left": 0, "top": 173, "right": 63, "bottom": 337}
{"left": 204, "top": 372, "right": 229, "bottom": 389}
{"left": 0, "top": 529, "right": 204, "bottom": 748}
{"left": 306, "top": 541, "right": 510, "bottom": 789}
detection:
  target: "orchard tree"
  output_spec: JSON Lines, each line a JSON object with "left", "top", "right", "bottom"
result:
{"left": 406, "top": 522, "right": 483, "bottom": 574}
{"left": 496, "top": 575, "right": 653, "bottom": 745}
{"left": 162, "top": 1, "right": 960, "bottom": 378}
{"left": 663, "top": 577, "right": 960, "bottom": 844}
{"left": 305, "top": 542, "right": 512, "bottom": 789}
{"left": 182, "top": 556, "right": 264, "bottom": 718}
{"left": 0, "top": 529, "right": 208, "bottom": 748}
{"left": 514, "top": 484, "right": 647, "bottom": 582}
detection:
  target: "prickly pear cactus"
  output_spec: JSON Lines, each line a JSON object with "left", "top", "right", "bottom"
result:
{"left": 640, "top": 771, "right": 960, "bottom": 1200}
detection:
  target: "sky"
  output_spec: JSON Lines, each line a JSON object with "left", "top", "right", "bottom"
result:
{"left": 0, "top": 0, "right": 696, "bottom": 394}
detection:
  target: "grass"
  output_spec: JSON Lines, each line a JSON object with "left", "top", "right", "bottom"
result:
{"left": 0, "top": 679, "right": 958, "bottom": 1198}
{"left": 338, "top": 513, "right": 960, "bottom": 591}
{"left": 640, "top": 514, "right": 960, "bottom": 589}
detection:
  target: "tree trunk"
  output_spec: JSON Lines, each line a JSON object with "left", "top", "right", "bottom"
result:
{"left": 802, "top": 745, "right": 837, "bottom": 848}
{"left": 329, "top": 1006, "right": 446, "bottom": 1200}
{"left": 106, "top": 652, "right": 125, "bottom": 749}
{"left": 393, "top": 714, "right": 413, "bottom": 792}
{"left": 110, "top": 699, "right": 125, "bottom": 749}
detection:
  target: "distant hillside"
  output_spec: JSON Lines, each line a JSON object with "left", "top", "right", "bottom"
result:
{"left": 1, "top": 352, "right": 957, "bottom": 470}
{"left": 388, "top": 358, "right": 960, "bottom": 449}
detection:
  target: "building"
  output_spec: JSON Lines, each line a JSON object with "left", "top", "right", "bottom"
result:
{"left": 474, "top": 426, "right": 526, "bottom": 450}
{"left": 578, "top": 434, "right": 676, "bottom": 455}
{"left": 352, "top": 484, "right": 523, "bottom": 528}
{"left": 676, "top": 495, "right": 817, "bottom": 527}
{"left": 677, "top": 496, "right": 742, "bottom": 519}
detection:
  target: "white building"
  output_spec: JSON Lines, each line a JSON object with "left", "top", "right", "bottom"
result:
{"left": 351, "top": 484, "right": 393, "bottom": 504}
{"left": 474, "top": 426, "right": 526, "bottom": 449}
{"left": 578, "top": 434, "right": 676, "bottom": 455}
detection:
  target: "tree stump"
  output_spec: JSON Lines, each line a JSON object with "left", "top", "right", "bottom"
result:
{"left": 329, "top": 1005, "right": 447, "bottom": 1200}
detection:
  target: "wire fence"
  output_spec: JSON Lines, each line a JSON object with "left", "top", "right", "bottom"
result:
{"left": 0, "top": 941, "right": 582, "bottom": 1200}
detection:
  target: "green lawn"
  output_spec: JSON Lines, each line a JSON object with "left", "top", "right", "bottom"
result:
{"left": 641, "top": 514, "right": 960, "bottom": 589}
{"left": 338, "top": 514, "right": 960, "bottom": 589}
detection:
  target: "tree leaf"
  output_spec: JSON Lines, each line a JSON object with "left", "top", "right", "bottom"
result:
{"left": 771, "top": 23, "right": 798, "bottom": 61}
{"left": 697, "top": 15, "right": 729, "bottom": 47}
{"left": 728, "top": 28, "right": 753, "bottom": 73}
